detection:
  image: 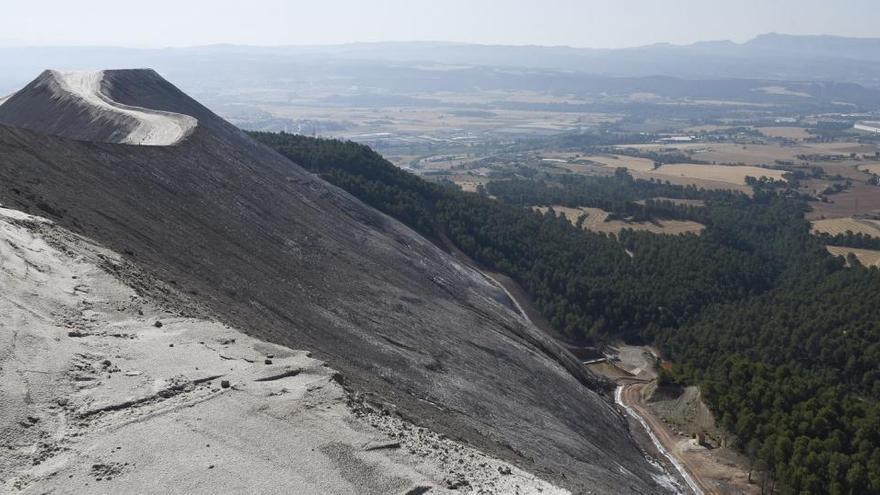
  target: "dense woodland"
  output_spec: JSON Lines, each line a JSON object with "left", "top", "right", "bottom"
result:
{"left": 252, "top": 131, "right": 880, "bottom": 494}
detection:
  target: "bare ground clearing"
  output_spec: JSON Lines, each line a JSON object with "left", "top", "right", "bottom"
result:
{"left": 826, "top": 246, "right": 880, "bottom": 267}
{"left": 811, "top": 217, "right": 880, "bottom": 237}
{"left": 756, "top": 127, "right": 811, "bottom": 140}
{"left": 535, "top": 205, "right": 705, "bottom": 235}
{"left": 652, "top": 163, "right": 787, "bottom": 185}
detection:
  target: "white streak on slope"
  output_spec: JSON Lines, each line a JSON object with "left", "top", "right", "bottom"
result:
{"left": 615, "top": 385, "right": 702, "bottom": 495}
{"left": 52, "top": 70, "right": 197, "bottom": 146}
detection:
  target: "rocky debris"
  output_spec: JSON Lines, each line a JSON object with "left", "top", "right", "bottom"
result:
{"left": 446, "top": 476, "right": 471, "bottom": 490}
{"left": 0, "top": 208, "right": 570, "bottom": 495}
{"left": 90, "top": 462, "right": 126, "bottom": 481}
{"left": 80, "top": 374, "right": 224, "bottom": 418}
{"left": 30, "top": 441, "right": 68, "bottom": 467}
{"left": 346, "top": 394, "right": 563, "bottom": 494}
{"left": 220, "top": 380, "right": 231, "bottom": 389}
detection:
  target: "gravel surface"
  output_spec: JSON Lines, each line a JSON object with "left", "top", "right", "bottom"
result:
{"left": 0, "top": 208, "right": 566, "bottom": 494}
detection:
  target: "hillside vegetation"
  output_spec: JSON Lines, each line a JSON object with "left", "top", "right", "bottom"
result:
{"left": 252, "top": 131, "right": 880, "bottom": 495}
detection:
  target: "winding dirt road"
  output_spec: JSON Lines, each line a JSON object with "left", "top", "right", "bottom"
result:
{"left": 619, "top": 382, "right": 715, "bottom": 494}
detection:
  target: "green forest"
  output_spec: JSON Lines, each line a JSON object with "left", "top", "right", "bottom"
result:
{"left": 251, "top": 131, "right": 880, "bottom": 494}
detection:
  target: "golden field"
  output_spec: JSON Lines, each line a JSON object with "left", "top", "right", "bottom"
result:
{"left": 534, "top": 206, "right": 705, "bottom": 236}
{"left": 826, "top": 246, "right": 880, "bottom": 267}
{"left": 811, "top": 217, "right": 880, "bottom": 237}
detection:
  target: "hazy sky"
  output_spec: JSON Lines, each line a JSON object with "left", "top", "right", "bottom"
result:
{"left": 1, "top": 0, "right": 877, "bottom": 48}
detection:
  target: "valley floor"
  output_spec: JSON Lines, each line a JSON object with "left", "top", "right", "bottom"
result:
{"left": 0, "top": 207, "right": 565, "bottom": 494}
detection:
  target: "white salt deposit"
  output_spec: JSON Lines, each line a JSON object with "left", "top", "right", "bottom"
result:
{"left": 49, "top": 70, "right": 197, "bottom": 146}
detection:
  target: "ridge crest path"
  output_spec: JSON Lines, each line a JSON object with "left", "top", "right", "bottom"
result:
{"left": 49, "top": 70, "right": 197, "bottom": 146}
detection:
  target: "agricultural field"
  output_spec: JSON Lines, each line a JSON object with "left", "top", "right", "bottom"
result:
{"left": 534, "top": 205, "right": 705, "bottom": 235}
{"left": 628, "top": 170, "right": 754, "bottom": 193}
{"left": 582, "top": 154, "right": 657, "bottom": 172}
{"left": 581, "top": 148, "right": 789, "bottom": 188}
{"left": 681, "top": 124, "right": 735, "bottom": 133}
{"left": 860, "top": 164, "right": 880, "bottom": 175}
{"left": 807, "top": 186, "right": 880, "bottom": 220}
{"left": 451, "top": 175, "right": 492, "bottom": 193}
{"left": 412, "top": 153, "right": 483, "bottom": 171}
{"left": 826, "top": 246, "right": 880, "bottom": 267}
{"left": 619, "top": 143, "right": 802, "bottom": 166}
{"left": 620, "top": 141, "right": 877, "bottom": 167}
{"left": 811, "top": 217, "right": 880, "bottom": 237}
{"left": 756, "top": 126, "right": 812, "bottom": 140}
{"left": 755, "top": 86, "right": 812, "bottom": 97}
{"left": 636, "top": 198, "right": 706, "bottom": 207}
{"left": 652, "top": 163, "right": 787, "bottom": 185}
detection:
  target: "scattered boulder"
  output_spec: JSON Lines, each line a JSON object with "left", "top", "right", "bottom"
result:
{"left": 445, "top": 477, "right": 470, "bottom": 490}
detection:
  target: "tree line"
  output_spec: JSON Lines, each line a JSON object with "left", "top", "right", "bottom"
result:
{"left": 251, "top": 131, "right": 880, "bottom": 494}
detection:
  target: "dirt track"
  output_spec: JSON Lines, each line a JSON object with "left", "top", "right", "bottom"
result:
{"left": 619, "top": 382, "right": 759, "bottom": 495}
{"left": 621, "top": 383, "right": 712, "bottom": 494}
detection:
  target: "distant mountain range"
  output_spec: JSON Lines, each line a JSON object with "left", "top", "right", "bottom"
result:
{"left": 2, "top": 33, "right": 880, "bottom": 122}
{"left": 2, "top": 33, "right": 880, "bottom": 93}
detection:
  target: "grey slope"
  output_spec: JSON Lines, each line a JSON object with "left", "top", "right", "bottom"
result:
{"left": 0, "top": 69, "right": 196, "bottom": 145}
{"left": 0, "top": 69, "right": 672, "bottom": 493}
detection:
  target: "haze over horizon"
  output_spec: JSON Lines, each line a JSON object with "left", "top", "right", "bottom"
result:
{"left": 1, "top": 0, "right": 878, "bottom": 49}
{"left": 4, "top": 1, "right": 880, "bottom": 494}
